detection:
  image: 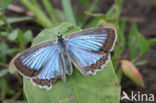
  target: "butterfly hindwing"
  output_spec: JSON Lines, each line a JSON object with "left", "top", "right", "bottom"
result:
{"left": 67, "top": 28, "right": 116, "bottom": 74}
{"left": 68, "top": 46, "right": 110, "bottom": 75}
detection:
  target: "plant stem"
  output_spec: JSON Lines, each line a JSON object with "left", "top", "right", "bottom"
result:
{"left": 132, "top": 54, "right": 143, "bottom": 63}
{"left": 0, "top": 10, "right": 12, "bottom": 32}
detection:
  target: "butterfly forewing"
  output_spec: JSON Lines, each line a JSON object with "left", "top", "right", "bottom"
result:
{"left": 31, "top": 48, "right": 62, "bottom": 89}
{"left": 14, "top": 41, "right": 63, "bottom": 89}
{"left": 67, "top": 28, "right": 116, "bottom": 52}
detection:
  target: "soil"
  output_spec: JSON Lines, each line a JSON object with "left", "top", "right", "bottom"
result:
{"left": 2, "top": 0, "right": 156, "bottom": 103}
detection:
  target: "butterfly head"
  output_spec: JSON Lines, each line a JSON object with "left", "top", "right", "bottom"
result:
{"left": 57, "top": 33, "right": 63, "bottom": 41}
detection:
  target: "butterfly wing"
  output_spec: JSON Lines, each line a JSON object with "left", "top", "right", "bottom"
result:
{"left": 31, "top": 48, "right": 64, "bottom": 89}
{"left": 66, "top": 28, "right": 116, "bottom": 75}
{"left": 14, "top": 41, "right": 64, "bottom": 89}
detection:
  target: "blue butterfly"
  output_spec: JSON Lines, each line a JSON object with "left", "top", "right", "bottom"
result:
{"left": 14, "top": 28, "right": 117, "bottom": 89}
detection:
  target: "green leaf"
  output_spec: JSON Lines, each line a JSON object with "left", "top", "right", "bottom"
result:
{"left": 128, "top": 23, "right": 155, "bottom": 62}
{"left": 148, "top": 38, "right": 156, "bottom": 47}
{"left": 6, "top": 48, "right": 17, "bottom": 55}
{"left": 116, "top": 68, "right": 123, "bottom": 83}
{"left": 0, "top": 42, "right": 9, "bottom": 62}
{"left": 128, "top": 23, "right": 138, "bottom": 60}
{"left": 136, "top": 32, "right": 150, "bottom": 55}
{"left": 0, "top": 69, "right": 8, "bottom": 77}
{"left": 24, "top": 30, "right": 33, "bottom": 44}
{"left": 23, "top": 22, "right": 121, "bottom": 103}
{"left": 8, "top": 29, "right": 18, "bottom": 41}
{"left": 17, "top": 29, "right": 25, "bottom": 51}
{"left": 0, "top": 42, "right": 17, "bottom": 62}
{"left": 1, "top": 0, "right": 12, "bottom": 11}
{"left": 17, "top": 29, "right": 24, "bottom": 42}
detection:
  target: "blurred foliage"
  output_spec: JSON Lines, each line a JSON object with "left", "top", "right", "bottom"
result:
{"left": 0, "top": 0, "right": 33, "bottom": 102}
{"left": 0, "top": 17, "right": 32, "bottom": 26}
{"left": 0, "top": 0, "right": 156, "bottom": 103}
{"left": 0, "top": 79, "right": 14, "bottom": 99}
{"left": 0, "top": 69, "right": 8, "bottom": 78}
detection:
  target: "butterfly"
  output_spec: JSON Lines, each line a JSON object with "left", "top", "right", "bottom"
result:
{"left": 14, "top": 28, "right": 117, "bottom": 89}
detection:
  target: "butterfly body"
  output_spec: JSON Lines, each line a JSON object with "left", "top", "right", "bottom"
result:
{"left": 57, "top": 34, "right": 73, "bottom": 79}
{"left": 14, "top": 28, "right": 117, "bottom": 89}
